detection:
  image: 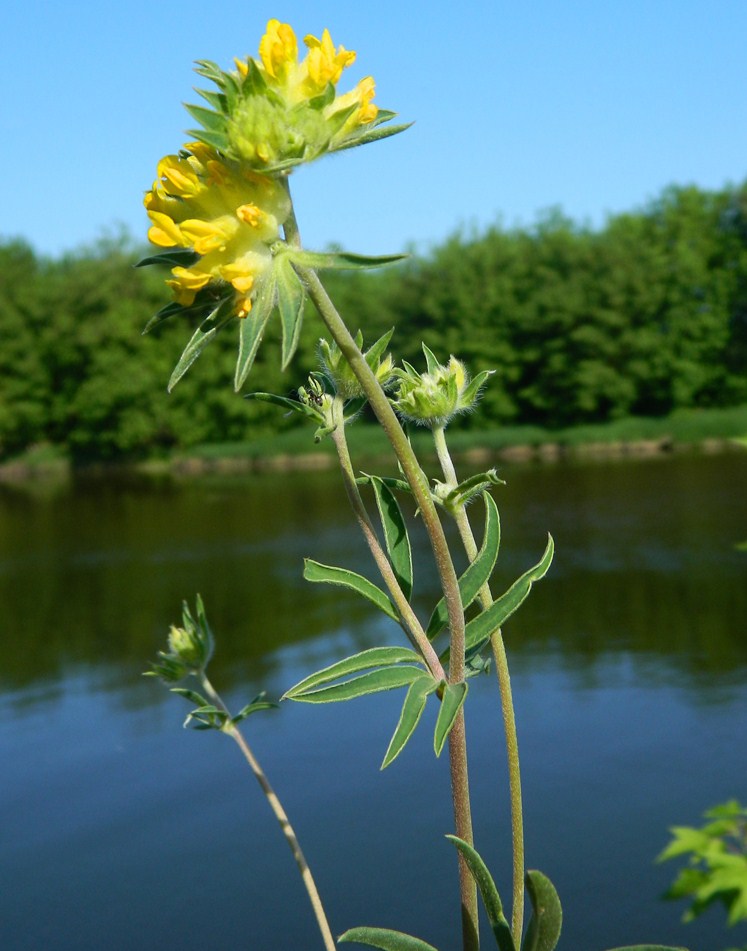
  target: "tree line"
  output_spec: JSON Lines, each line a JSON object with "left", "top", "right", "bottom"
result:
{"left": 1, "top": 181, "right": 746, "bottom": 462}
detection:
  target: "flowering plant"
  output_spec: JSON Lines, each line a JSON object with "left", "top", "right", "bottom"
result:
{"left": 143, "top": 20, "right": 688, "bottom": 951}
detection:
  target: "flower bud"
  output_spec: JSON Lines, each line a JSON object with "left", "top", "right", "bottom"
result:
{"left": 318, "top": 330, "right": 395, "bottom": 400}
{"left": 392, "top": 345, "right": 493, "bottom": 428}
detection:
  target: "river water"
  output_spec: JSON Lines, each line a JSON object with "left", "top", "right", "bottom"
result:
{"left": 1, "top": 451, "right": 746, "bottom": 950}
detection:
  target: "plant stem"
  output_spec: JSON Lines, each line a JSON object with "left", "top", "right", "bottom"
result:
{"left": 433, "top": 425, "right": 525, "bottom": 946}
{"left": 200, "top": 675, "right": 336, "bottom": 951}
{"left": 281, "top": 179, "right": 479, "bottom": 951}
{"left": 330, "top": 399, "right": 445, "bottom": 680}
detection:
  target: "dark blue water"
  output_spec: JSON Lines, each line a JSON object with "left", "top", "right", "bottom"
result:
{"left": 1, "top": 451, "right": 746, "bottom": 950}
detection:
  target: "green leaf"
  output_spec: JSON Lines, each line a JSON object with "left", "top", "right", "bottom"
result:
{"left": 381, "top": 674, "right": 439, "bottom": 769}
{"left": 195, "top": 87, "right": 227, "bottom": 112}
{"left": 234, "top": 273, "right": 277, "bottom": 391}
{"left": 433, "top": 681, "right": 468, "bottom": 757}
{"left": 135, "top": 248, "right": 201, "bottom": 269}
{"left": 421, "top": 343, "right": 441, "bottom": 375}
{"left": 142, "top": 301, "right": 187, "bottom": 334}
{"left": 283, "top": 645, "right": 424, "bottom": 700}
{"left": 287, "top": 249, "right": 407, "bottom": 271}
{"left": 303, "top": 559, "right": 398, "bottom": 621}
{"left": 193, "top": 59, "right": 225, "bottom": 85}
{"left": 244, "top": 391, "right": 322, "bottom": 422}
{"left": 231, "top": 694, "right": 277, "bottom": 724}
{"left": 186, "top": 127, "right": 231, "bottom": 153}
{"left": 276, "top": 257, "right": 306, "bottom": 370}
{"left": 332, "top": 121, "right": 414, "bottom": 153}
{"left": 465, "top": 535, "right": 554, "bottom": 653}
{"left": 522, "top": 870, "right": 562, "bottom": 951}
{"left": 169, "top": 687, "right": 209, "bottom": 707}
{"left": 283, "top": 665, "right": 426, "bottom": 704}
{"left": 441, "top": 469, "right": 505, "bottom": 511}
{"left": 183, "top": 101, "right": 226, "bottom": 133}
{"left": 168, "top": 299, "right": 235, "bottom": 391}
{"left": 364, "top": 328, "right": 395, "bottom": 370}
{"left": 427, "top": 493, "right": 501, "bottom": 638}
{"left": 445, "top": 836, "right": 515, "bottom": 951}
{"left": 339, "top": 926, "right": 440, "bottom": 950}
{"left": 369, "top": 476, "right": 413, "bottom": 600}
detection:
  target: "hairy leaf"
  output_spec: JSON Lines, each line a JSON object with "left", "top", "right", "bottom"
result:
{"left": 283, "top": 646, "right": 424, "bottom": 700}
{"left": 427, "top": 493, "right": 501, "bottom": 638}
{"left": 446, "top": 836, "right": 515, "bottom": 951}
{"left": 369, "top": 476, "right": 413, "bottom": 600}
{"left": 168, "top": 299, "right": 235, "bottom": 391}
{"left": 433, "top": 681, "right": 468, "bottom": 757}
{"left": 303, "top": 559, "right": 398, "bottom": 620}
{"left": 522, "top": 870, "right": 562, "bottom": 951}
{"left": 339, "top": 926, "right": 440, "bottom": 950}
{"left": 465, "top": 535, "right": 554, "bottom": 653}
{"left": 234, "top": 274, "right": 277, "bottom": 391}
{"left": 284, "top": 665, "right": 425, "bottom": 704}
{"left": 381, "top": 674, "right": 439, "bottom": 769}
{"left": 276, "top": 256, "right": 306, "bottom": 370}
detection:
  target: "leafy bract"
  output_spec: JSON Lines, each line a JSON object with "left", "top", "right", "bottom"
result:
{"left": 234, "top": 272, "right": 278, "bottom": 391}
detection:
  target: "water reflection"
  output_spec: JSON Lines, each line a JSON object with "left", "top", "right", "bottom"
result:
{"left": 1, "top": 452, "right": 746, "bottom": 950}
{"left": 1, "top": 453, "right": 745, "bottom": 698}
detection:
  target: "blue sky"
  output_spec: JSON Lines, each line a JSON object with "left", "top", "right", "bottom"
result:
{"left": 5, "top": 0, "right": 747, "bottom": 259}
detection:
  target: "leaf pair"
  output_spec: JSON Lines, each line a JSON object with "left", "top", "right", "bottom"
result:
{"left": 170, "top": 687, "right": 275, "bottom": 731}
{"left": 282, "top": 646, "right": 468, "bottom": 767}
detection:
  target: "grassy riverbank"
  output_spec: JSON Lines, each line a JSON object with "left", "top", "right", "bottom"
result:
{"left": 171, "top": 403, "right": 747, "bottom": 473}
{"left": 2, "top": 404, "right": 746, "bottom": 481}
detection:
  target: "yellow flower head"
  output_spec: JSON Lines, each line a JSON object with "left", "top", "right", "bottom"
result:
{"left": 197, "top": 19, "right": 387, "bottom": 171}
{"left": 144, "top": 143, "right": 290, "bottom": 315}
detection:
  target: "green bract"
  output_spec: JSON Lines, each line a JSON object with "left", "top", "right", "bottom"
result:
{"left": 392, "top": 344, "right": 494, "bottom": 428}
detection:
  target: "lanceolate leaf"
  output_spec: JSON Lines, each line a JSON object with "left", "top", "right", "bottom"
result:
{"left": 276, "top": 256, "right": 306, "bottom": 370}
{"left": 338, "top": 926, "right": 440, "bottom": 951}
{"left": 135, "top": 248, "right": 201, "bottom": 269}
{"left": 522, "top": 870, "right": 562, "bottom": 951}
{"left": 243, "top": 391, "right": 322, "bottom": 422}
{"left": 381, "top": 674, "right": 439, "bottom": 769}
{"left": 183, "top": 101, "right": 227, "bottom": 133}
{"left": 433, "top": 681, "right": 468, "bottom": 757}
{"left": 427, "top": 493, "right": 501, "bottom": 638}
{"left": 167, "top": 299, "right": 235, "bottom": 391}
{"left": 369, "top": 476, "right": 413, "bottom": 600}
{"left": 333, "top": 121, "right": 414, "bottom": 153}
{"left": 234, "top": 273, "right": 277, "bottom": 391}
{"left": 283, "top": 646, "right": 424, "bottom": 700}
{"left": 464, "top": 535, "right": 554, "bottom": 653}
{"left": 287, "top": 249, "right": 407, "bottom": 271}
{"left": 303, "top": 559, "right": 398, "bottom": 621}
{"left": 446, "top": 836, "right": 515, "bottom": 951}
{"left": 284, "top": 665, "right": 425, "bottom": 704}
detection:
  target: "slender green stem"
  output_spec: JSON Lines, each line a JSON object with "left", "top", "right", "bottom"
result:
{"left": 330, "top": 399, "right": 445, "bottom": 680}
{"left": 433, "top": 425, "right": 525, "bottom": 946}
{"left": 199, "top": 674, "right": 336, "bottom": 951}
{"left": 281, "top": 178, "right": 479, "bottom": 951}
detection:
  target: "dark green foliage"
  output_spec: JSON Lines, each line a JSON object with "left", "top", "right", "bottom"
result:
{"left": 1, "top": 179, "right": 746, "bottom": 462}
